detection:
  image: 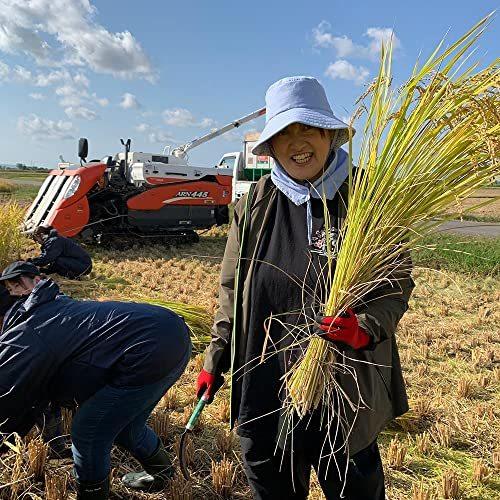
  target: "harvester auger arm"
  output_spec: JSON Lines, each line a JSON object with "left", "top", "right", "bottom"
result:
{"left": 171, "top": 107, "right": 266, "bottom": 158}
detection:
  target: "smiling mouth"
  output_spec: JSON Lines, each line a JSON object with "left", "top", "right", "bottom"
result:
{"left": 291, "top": 152, "right": 313, "bottom": 164}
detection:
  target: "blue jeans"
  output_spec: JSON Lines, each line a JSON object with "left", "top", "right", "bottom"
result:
{"left": 71, "top": 346, "right": 190, "bottom": 483}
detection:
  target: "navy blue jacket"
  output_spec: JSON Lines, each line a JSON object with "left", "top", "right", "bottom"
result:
{"left": 31, "top": 230, "right": 92, "bottom": 277}
{"left": 0, "top": 280, "right": 191, "bottom": 437}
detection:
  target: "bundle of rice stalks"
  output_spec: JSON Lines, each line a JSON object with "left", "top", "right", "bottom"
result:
{"left": 286, "top": 15, "right": 499, "bottom": 417}
{"left": 0, "top": 202, "right": 27, "bottom": 270}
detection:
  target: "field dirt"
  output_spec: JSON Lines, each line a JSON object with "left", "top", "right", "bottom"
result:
{"left": 445, "top": 188, "right": 500, "bottom": 220}
{"left": 1, "top": 227, "right": 498, "bottom": 499}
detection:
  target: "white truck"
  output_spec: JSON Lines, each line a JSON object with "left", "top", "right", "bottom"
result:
{"left": 217, "top": 131, "right": 275, "bottom": 202}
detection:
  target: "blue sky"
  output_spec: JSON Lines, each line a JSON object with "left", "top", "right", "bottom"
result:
{"left": 0, "top": 0, "right": 498, "bottom": 168}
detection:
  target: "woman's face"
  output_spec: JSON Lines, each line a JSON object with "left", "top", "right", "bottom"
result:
{"left": 5, "top": 276, "right": 40, "bottom": 296}
{"left": 270, "top": 123, "right": 332, "bottom": 182}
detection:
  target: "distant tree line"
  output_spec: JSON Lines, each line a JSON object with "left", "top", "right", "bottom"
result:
{"left": 0, "top": 163, "right": 49, "bottom": 172}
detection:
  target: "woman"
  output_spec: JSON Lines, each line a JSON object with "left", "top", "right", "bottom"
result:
{"left": 30, "top": 225, "right": 92, "bottom": 279}
{"left": 0, "top": 261, "right": 191, "bottom": 500}
{"left": 197, "top": 77, "right": 414, "bottom": 499}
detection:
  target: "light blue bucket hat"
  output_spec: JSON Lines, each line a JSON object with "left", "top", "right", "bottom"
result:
{"left": 252, "top": 76, "right": 354, "bottom": 156}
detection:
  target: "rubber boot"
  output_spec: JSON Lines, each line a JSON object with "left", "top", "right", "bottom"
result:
{"left": 122, "top": 441, "right": 173, "bottom": 491}
{"left": 76, "top": 476, "right": 109, "bottom": 500}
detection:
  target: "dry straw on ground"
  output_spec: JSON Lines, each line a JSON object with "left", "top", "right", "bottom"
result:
{"left": 441, "top": 469, "right": 460, "bottom": 499}
{"left": 211, "top": 456, "right": 235, "bottom": 498}
{"left": 27, "top": 437, "right": 48, "bottom": 480}
{"left": 44, "top": 472, "right": 68, "bottom": 500}
{"left": 412, "top": 481, "right": 435, "bottom": 500}
{"left": 386, "top": 437, "right": 408, "bottom": 469}
{"left": 0, "top": 244, "right": 498, "bottom": 499}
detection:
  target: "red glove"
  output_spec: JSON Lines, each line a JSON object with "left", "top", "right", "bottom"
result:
{"left": 196, "top": 369, "right": 224, "bottom": 403}
{"left": 315, "top": 309, "right": 371, "bottom": 350}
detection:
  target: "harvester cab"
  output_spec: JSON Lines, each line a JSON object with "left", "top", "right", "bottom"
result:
{"left": 23, "top": 107, "right": 266, "bottom": 244}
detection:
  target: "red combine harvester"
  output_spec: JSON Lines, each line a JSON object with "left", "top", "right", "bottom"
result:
{"left": 23, "top": 108, "right": 265, "bottom": 244}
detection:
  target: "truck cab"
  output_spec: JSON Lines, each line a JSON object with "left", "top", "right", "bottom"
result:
{"left": 218, "top": 132, "right": 275, "bottom": 202}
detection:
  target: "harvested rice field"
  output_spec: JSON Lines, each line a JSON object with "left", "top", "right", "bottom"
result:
{"left": 1, "top": 223, "right": 498, "bottom": 499}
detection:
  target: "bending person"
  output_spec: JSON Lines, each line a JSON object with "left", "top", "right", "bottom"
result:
{"left": 0, "top": 261, "right": 191, "bottom": 500}
{"left": 30, "top": 226, "right": 92, "bottom": 279}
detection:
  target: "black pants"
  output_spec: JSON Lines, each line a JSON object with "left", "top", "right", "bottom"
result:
{"left": 40, "top": 259, "right": 90, "bottom": 279}
{"left": 239, "top": 435, "right": 385, "bottom": 500}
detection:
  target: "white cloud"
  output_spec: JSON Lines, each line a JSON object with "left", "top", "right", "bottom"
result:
{"left": 17, "top": 113, "right": 75, "bottom": 140}
{"left": 120, "top": 92, "right": 140, "bottom": 109}
{"left": 0, "top": 60, "right": 9, "bottom": 81}
{"left": 365, "top": 27, "right": 401, "bottom": 56}
{"left": 162, "top": 108, "right": 195, "bottom": 127}
{"left": 325, "top": 60, "right": 369, "bottom": 85}
{"left": 73, "top": 72, "right": 90, "bottom": 88}
{"left": 313, "top": 21, "right": 363, "bottom": 57}
{"left": 148, "top": 130, "right": 175, "bottom": 144}
{"left": 135, "top": 123, "right": 149, "bottom": 132}
{"left": 55, "top": 85, "right": 78, "bottom": 97}
{"left": 313, "top": 21, "right": 401, "bottom": 60}
{"left": 162, "top": 108, "right": 216, "bottom": 128}
{"left": 35, "top": 69, "right": 72, "bottom": 87}
{"left": 199, "top": 117, "right": 217, "bottom": 128}
{"left": 13, "top": 65, "right": 32, "bottom": 82}
{"left": 95, "top": 96, "right": 109, "bottom": 107}
{"left": 0, "top": 22, "right": 52, "bottom": 64}
{"left": 134, "top": 122, "right": 176, "bottom": 144}
{"left": 0, "top": 0, "right": 156, "bottom": 81}
{"left": 29, "top": 92, "right": 45, "bottom": 100}
{"left": 56, "top": 84, "right": 88, "bottom": 107}
{"left": 64, "top": 106, "right": 98, "bottom": 120}
{"left": 220, "top": 129, "right": 244, "bottom": 142}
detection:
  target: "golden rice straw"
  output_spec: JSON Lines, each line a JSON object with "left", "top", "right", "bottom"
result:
{"left": 287, "top": 14, "right": 499, "bottom": 417}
